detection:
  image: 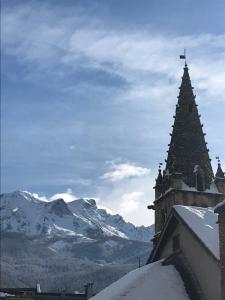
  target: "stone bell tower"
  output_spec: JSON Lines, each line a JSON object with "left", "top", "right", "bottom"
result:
{"left": 148, "top": 62, "right": 225, "bottom": 234}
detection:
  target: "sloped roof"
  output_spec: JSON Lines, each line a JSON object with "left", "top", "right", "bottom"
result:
{"left": 174, "top": 206, "right": 219, "bottom": 259}
{"left": 214, "top": 199, "right": 225, "bottom": 213}
{"left": 91, "top": 260, "right": 190, "bottom": 300}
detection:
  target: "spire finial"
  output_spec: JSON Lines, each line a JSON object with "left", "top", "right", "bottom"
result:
{"left": 158, "top": 162, "right": 163, "bottom": 172}
{"left": 180, "top": 48, "right": 187, "bottom": 67}
{"left": 216, "top": 156, "right": 220, "bottom": 164}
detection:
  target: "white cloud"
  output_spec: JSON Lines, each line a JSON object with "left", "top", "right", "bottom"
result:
{"left": 97, "top": 161, "right": 155, "bottom": 226}
{"left": 97, "top": 173, "right": 155, "bottom": 226}
{"left": 101, "top": 161, "right": 150, "bottom": 182}
{"left": 23, "top": 191, "right": 49, "bottom": 202}
{"left": 119, "top": 192, "right": 143, "bottom": 215}
{"left": 28, "top": 190, "right": 77, "bottom": 203}
{"left": 50, "top": 188, "right": 78, "bottom": 202}
{"left": 2, "top": 3, "right": 225, "bottom": 103}
{"left": 66, "top": 187, "right": 73, "bottom": 194}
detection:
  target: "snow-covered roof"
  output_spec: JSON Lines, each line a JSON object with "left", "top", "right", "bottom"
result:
{"left": 90, "top": 260, "right": 190, "bottom": 300}
{"left": 181, "top": 181, "right": 221, "bottom": 194}
{"left": 174, "top": 206, "right": 219, "bottom": 259}
{"left": 214, "top": 199, "right": 225, "bottom": 213}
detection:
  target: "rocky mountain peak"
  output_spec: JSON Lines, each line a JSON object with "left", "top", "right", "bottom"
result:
{"left": 45, "top": 198, "right": 72, "bottom": 217}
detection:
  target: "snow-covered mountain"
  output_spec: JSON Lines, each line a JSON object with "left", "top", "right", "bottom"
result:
{"left": 0, "top": 191, "right": 153, "bottom": 242}
{"left": 0, "top": 191, "right": 154, "bottom": 293}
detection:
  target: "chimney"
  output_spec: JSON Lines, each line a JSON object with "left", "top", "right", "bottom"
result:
{"left": 36, "top": 284, "right": 41, "bottom": 293}
{"left": 215, "top": 200, "right": 225, "bottom": 300}
{"left": 84, "top": 283, "right": 94, "bottom": 299}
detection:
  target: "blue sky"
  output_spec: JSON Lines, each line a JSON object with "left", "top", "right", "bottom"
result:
{"left": 1, "top": 0, "right": 225, "bottom": 225}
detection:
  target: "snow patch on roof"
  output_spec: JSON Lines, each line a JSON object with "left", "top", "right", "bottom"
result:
{"left": 181, "top": 182, "right": 197, "bottom": 192}
{"left": 214, "top": 199, "right": 225, "bottom": 209}
{"left": 90, "top": 260, "right": 190, "bottom": 300}
{"left": 174, "top": 206, "right": 219, "bottom": 259}
{"left": 181, "top": 181, "right": 220, "bottom": 194}
{"left": 214, "top": 199, "right": 225, "bottom": 212}
{"left": 205, "top": 181, "right": 220, "bottom": 194}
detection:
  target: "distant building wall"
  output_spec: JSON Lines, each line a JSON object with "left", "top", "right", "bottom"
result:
{"left": 157, "top": 221, "right": 221, "bottom": 300}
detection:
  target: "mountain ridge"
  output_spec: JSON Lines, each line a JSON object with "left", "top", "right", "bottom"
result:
{"left": 0, "top": 191, "right": 154, "bottom": 293}
{"left": 0, "top": 191, "right": 154, "bottom": 242}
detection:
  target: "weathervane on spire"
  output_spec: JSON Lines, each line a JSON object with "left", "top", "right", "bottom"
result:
{"left": 180, "top": 48, "right": 187, "bottom": 66}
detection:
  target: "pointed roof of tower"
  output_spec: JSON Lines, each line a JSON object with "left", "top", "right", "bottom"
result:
{"left": 165, "top": 64, "right": 214, "bottom": 189}
{"left": 216, "top": 163, "right": 225, "bottom": 178}
{"left": 155, "top": 168, "right": 163, "bottom": 186}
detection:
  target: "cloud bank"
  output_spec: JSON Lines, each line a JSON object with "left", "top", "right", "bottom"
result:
{"left": 2, "top": 2, "right": 225, "bottom": 103}
{"left": 101, "top": 161, "right": 150, "bottom": 182}
{"left": 2, "top": 1, "right": 225, "bottom": 226}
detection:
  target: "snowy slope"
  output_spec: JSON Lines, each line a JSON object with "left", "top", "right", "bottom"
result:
{"left": 1, "top": 191, "right": 154, "bottom": 293}
{"left": 90, "top": 260, "right": 190, "bottom": 300}
{"left": 0, "top": 191, "right": 153, "bottom": 242}
{"left": 68, "top": 199, "right": 153, "bottom": 242}
{"left": 0, "top": 191, "right": 88, "bottom": 238}
{"left": 174, "top": 205, "right": 219, "bottom": 259}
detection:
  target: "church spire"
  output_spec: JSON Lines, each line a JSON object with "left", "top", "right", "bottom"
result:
{"left": 151, "top": 59, "right": 225, "bottom": 235}
{"left": 165, "top": 64, "right": 214, "bottom": 190}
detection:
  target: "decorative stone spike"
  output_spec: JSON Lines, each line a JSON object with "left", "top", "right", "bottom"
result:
{"left": 216, "top": 162, "right": 225, "bottom": 178}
